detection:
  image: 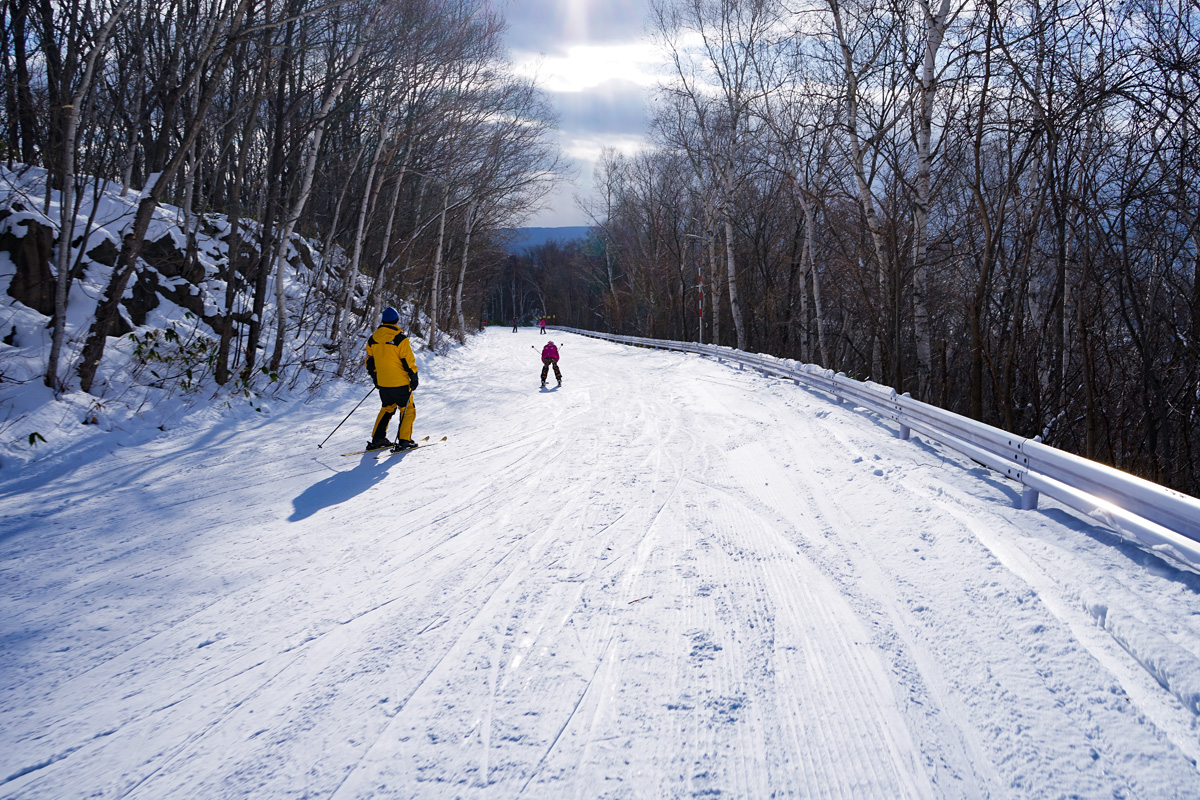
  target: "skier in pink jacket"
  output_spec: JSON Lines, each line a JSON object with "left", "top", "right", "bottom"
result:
{"left": 540, "top": 341, "right": 562, "bottom": 388}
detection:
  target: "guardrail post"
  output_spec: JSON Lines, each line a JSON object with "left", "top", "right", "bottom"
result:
{"left": 1020, "top": 485, "right": 1039, "bottom": 511}
{"left": 897, "top": 424, "right": 910, "bottom": 441}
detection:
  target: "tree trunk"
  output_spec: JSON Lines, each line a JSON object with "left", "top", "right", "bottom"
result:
{"left": 829, "top": 0, "right": 892, "bottom": 378}
{"left": 35, "top": 0, "right": 66, "bottom": 192}
{"left": 332, "top": 120, "right": 388, "bottom": 343}
{"left": 723, "top": 212, "right": 745, "bottom": 351}
{"left": 215, "top": 51, "right": 268, "bottom": 385}
{"left": 305, "top": 138, "right": 367, "bottom": 320}
{"left": 428, "top": 183, "right": 451, "bottom": 350}
{"left": 7, "top": 0, "right": 39, "bottom": 164}
{"left": 708, "top": 224, "right": 720, "bottom": 347}
{"left": 242, "top": 33, "right": 291, "bottom": 383}
{"left": 269, "top": 35, "right": 366, "bottom": 373}
{"left": 454, "top": 198, "right": 476, "bottom": 338}
{"left": 363, "top": 147, "right": 412, "bottom": 325}
{"left": 797, "top": 191, "right": 828, "bottom": 365}
{"left": 910, "top": 0, "right": 952, "bottom": 399}
{"left": 46, "top": 1, "right": 128, "bottom": 390}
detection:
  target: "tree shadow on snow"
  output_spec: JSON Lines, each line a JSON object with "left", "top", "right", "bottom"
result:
{"left": 906, "top": 436, "right": 1200, "bottom": 592}
{"left": 288, "top": 454, "right": 400, "bottom": 521}
{"left": 1038, "top": 507, "right": 1200, "bottom": 591}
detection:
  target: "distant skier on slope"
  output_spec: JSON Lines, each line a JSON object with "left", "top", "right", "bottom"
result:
{"left": 540, "top": 340, "right": 562, "bottom": 388}
{"left": 365, "top": 306, "right": 419, "bottom": 451}
{"left": 511, "top": 316, "right": 518, "bottom": 333}
{"left": 538, "top": 317, "right": 547, "bottom": 334}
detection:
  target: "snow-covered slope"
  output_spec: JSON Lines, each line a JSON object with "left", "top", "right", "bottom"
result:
{"left": 0, "top": 163, "right": 350, "bottom": 476}
{"left": 3, "top": 329, "right": 1200, "bottom": 798}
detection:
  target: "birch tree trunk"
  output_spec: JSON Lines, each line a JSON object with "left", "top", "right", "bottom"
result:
{"left": 798, "top": 191, "right": 829, "bottom": 366}
{"left": 723, "top": 209, "right": 746, "bottom": 350}
{"left": 792, "top": 210, "right": 810, "bottom": 362}
{"left": 708, "top": 219, "right": 720, "bottom": 347}
{"left": 910, "top": 0, "right": 953, "bottom": 399}
{"left": 428, "top": 183, "right": 451, "bottom": 350}
{"left": 362, "top": 138, "right": 417, "bottom": 328}
{"left": 596, "top": 152, "right": 622, "bottom": 328}
{"left": 454, "top": 198, "right": 476, "bottom": 339}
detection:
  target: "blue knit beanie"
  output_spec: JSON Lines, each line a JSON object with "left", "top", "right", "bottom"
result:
{"left": 381, "top": 306, "right": 399, "bottom": 324}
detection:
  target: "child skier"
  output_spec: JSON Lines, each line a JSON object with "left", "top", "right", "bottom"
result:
{"left": 365, "top": 306, "right": 419, "bottom": 451}
{"left": 540, "top": 340, "right": 562, "bottom": 388}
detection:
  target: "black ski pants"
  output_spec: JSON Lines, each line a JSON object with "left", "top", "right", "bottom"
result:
{"left": 372, "top": 385, "right": 414, "bottom": 443}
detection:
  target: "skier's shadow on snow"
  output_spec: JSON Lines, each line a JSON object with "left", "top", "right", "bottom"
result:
{"left": 288, "top": 455, "right": 400, "bottom": 521}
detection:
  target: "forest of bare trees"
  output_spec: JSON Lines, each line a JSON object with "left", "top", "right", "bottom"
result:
{"left": 526, "top": 0, "right": 1200, "bottom": 495}
{"left": 1, "top": 0, "right": 561, "bottom": 390}
{"left": 7, "top": 0, "right": 1200, "bottom": 495}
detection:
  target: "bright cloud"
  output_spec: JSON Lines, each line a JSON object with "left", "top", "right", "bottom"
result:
{"left": 563, "top": 133, "right": 648, "bottom": 163}
{"left": 514, "top": 40, "right": 662, "bottom": 94}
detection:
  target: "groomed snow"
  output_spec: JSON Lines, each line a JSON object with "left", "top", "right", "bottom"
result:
{"left": 3, "top": 328, "right": 1200, "bottom": 798}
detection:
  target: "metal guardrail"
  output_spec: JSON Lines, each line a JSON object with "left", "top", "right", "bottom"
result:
{"left": 556, "top": 326, "right": 1200, "bottom": 570}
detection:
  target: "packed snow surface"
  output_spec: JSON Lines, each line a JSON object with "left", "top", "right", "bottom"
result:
{"left": 4, "top": 329, "right": 1200, "bottom": 799}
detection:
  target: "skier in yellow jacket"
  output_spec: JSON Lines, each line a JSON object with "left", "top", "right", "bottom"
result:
{"left": 365, "top": 306, "right": 419, "bottom": 451}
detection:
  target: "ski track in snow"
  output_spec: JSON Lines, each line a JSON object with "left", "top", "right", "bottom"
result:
{"left": 3, "top": 329, "right": 1200, "bottom": 798}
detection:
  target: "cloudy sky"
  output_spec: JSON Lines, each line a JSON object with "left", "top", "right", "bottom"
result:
{"left": 502, "top": 0, "right": 661, "bottom": 227}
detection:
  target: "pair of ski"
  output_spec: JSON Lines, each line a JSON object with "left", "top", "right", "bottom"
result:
{"left": 341, "top": 435, "right": 447, "bottom": 458}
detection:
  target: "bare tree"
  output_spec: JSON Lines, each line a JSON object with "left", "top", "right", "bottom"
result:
{"left": 46, "top": 0, "right": 130, "bottom": 390}
{"left": 653, "top": 0, "right": 782, "bottom": 351}
{"left": 77, "top": 0, "right": 255, "bottom": 394}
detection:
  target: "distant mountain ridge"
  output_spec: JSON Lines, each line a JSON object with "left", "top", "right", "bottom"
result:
{"left": 504, "top": 226, "right": 591, "bottom": 253}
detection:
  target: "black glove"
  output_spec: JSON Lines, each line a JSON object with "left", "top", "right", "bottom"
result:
{"left": 409, "top": 373, "right": 418, "bottom": 390}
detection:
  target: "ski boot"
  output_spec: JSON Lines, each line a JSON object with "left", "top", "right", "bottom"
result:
{"left": 391, "top": 438, "right": 418, "bottom": 453}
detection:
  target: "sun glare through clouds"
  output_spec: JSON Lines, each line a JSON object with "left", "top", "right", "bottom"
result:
{"left": 505, "top": 0, "right": 659, "bottom": 226}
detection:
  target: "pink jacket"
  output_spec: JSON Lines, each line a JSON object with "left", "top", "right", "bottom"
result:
{"left": 541, "top": 343, "right": 559, "bottom": 360}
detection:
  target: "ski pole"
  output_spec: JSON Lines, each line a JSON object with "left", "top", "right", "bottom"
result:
{"left": 317, "top": 387, "right": 375, "bottom": 449}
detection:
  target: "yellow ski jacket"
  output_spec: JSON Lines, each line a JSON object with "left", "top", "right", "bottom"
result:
{"left": 365, "top": 324, "right": 418, "bottom": 388}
